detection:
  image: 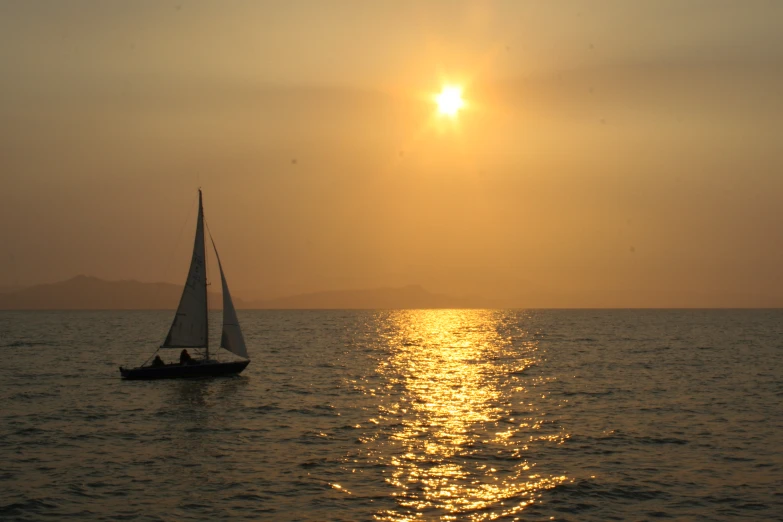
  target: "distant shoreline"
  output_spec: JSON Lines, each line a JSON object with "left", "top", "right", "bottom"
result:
{"left": 2, "top": 276, "right": 780, "bottom": 310}
{"left": 0, "top": 276, "right": 484, "bottom": 310}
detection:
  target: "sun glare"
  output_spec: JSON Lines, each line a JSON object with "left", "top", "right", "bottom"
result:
{"left": 435, "top": 85, "right": 465, "bottom": 118}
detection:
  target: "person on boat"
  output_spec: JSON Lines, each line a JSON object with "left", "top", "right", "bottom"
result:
{"left": 151, "top": 355, "right": 165, "bottom": 367}
{"left": 180, "top": 349, "right": 193, "bottom": 365}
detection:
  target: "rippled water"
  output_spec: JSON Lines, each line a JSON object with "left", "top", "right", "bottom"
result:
{"left": 0, "top": 309, "right": 781, "bottom": 521}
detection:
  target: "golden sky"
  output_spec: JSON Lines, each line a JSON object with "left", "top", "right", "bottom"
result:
{"left": 1, "top": 1, "right": 782, "bottom": 307}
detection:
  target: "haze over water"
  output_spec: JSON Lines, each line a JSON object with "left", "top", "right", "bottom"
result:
{"left": 2, "top": 309, "right": 781, "bottom": 520}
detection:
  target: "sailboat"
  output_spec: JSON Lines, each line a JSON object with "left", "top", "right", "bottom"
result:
{"left": 119, "top": 190, "right": 250, "bottom": 380}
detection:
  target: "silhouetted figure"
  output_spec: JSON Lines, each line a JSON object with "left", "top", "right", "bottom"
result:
{"left": 180, "top": 349, "right": 193, "bottom": 365}
{"left": 151, "top": 355, "right": 165, "bottom": 367}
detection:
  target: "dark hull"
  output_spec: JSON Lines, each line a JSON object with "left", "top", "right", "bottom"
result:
{"left": 120, "top": 360, "right": 250, "bottom": 380}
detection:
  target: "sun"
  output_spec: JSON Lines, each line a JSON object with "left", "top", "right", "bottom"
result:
{"left": 435, "top": 85, "right": 465, "bottom": 118}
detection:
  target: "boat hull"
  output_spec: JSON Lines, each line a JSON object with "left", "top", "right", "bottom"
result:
{"left": 119, "top": 360, "right": 250, "bottom": 380}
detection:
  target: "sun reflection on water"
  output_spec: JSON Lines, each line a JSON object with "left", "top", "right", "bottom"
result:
{"left": 364, "top": 310, "right": 568, "bottom": 520}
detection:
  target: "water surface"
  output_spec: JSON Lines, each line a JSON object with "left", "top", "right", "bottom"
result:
{"left": 1, "top": 309, "right": 781, "bottom": 520}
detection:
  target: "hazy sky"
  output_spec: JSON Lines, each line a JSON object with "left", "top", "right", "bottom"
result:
{"left": 1, "top": 1, "right": 782, "bottom": 307}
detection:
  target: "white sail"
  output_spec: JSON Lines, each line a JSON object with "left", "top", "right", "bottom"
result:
{"left": 213, "top": 244, "right": 249, "bottom": 359}
{"left": 162, "top": 191, "right": 208, "bottom": 348}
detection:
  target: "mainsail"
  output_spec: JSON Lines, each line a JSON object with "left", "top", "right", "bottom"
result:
{"left": 162, "top": 191, "right": 208, "bottom": 348}
{"left": 213, "top": 243, "right": 249, "bottom": 359}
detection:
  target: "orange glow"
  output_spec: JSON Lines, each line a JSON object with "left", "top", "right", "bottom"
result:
{"left": 3, "top": 3, "right": 781, "bottom": 308}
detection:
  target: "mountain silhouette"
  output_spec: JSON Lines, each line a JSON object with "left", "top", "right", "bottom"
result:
{"left": 247, "top": 284, "right": 476, "bottom": 309}
{"left": 0, "top": 275, "right": 232, "bottom": 310}
{"left": 0, "top": 277, "right": 479, "bottom": 310}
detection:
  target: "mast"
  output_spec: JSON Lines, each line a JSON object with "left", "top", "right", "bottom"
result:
{"left": 201, "top": 189, "right": 210, "bottom": 362}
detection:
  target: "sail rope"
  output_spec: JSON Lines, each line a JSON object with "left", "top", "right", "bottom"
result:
{"left": 139, "top": 348, "right": 160, "bottom": 368}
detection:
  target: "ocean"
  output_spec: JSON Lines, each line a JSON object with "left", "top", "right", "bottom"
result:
{"left": 0, "top": 309, "right": 781, "bottom": 521}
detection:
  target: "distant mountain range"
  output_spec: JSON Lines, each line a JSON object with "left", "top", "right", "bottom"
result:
{"left": 0, "top": 275, "right": 235, "bottom": 310}
{"left": 252, "top": 284, "right": 475, "bottom": 309}
{"left": 0, "top": 276, "right": 478, "bottom": 310}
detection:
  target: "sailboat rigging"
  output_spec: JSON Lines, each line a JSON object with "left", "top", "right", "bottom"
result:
{"left": 119, "top": 190, "right": 250, "bottom": 379}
